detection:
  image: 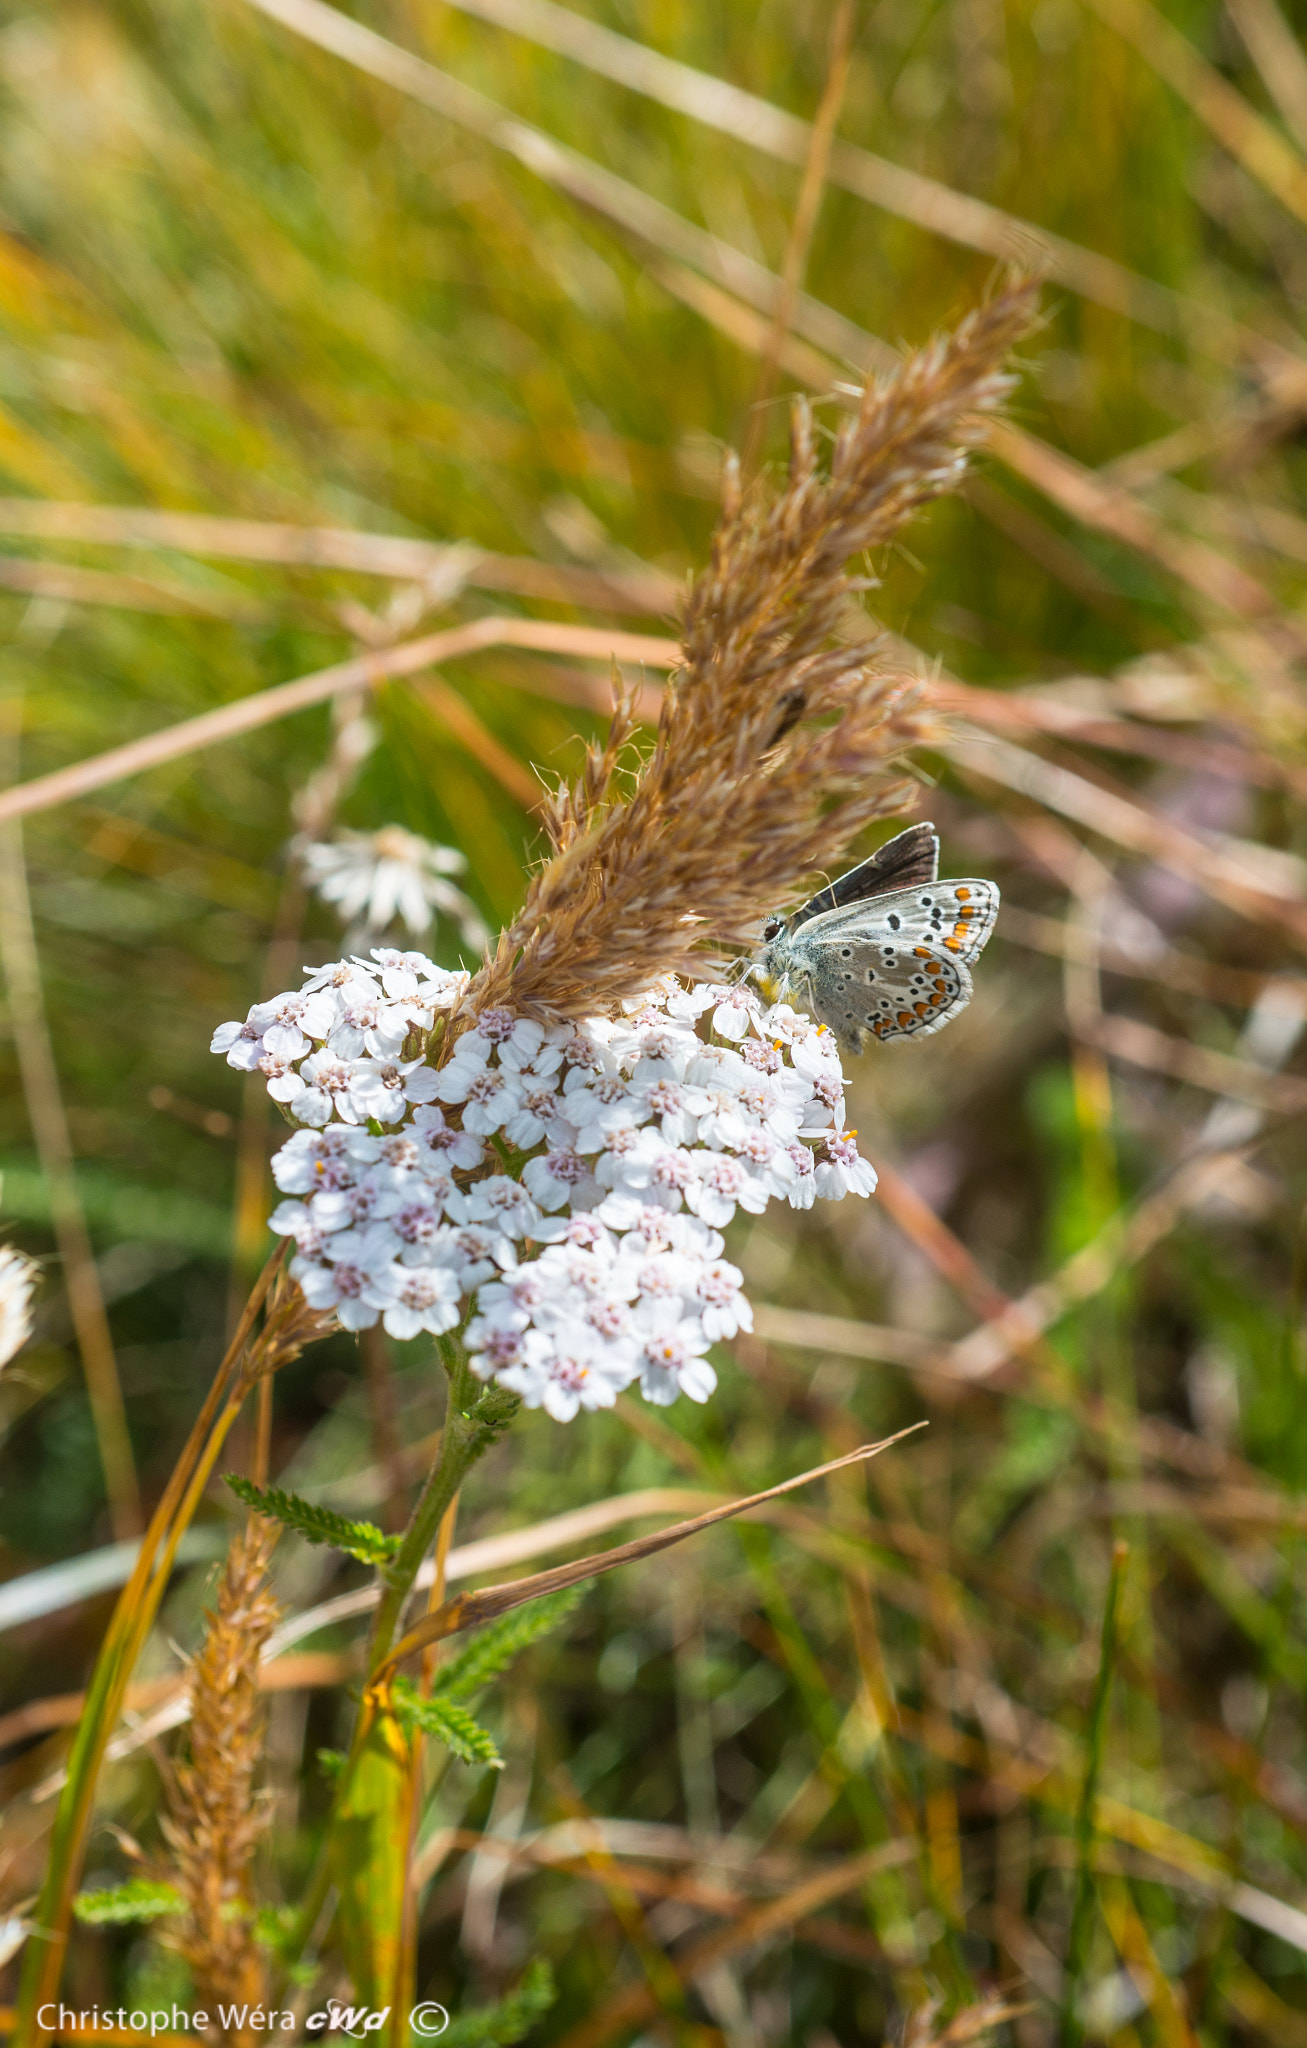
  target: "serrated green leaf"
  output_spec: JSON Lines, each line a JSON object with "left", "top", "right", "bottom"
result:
{"left": 439, "top": 1959, "right": 557, "bottom": 2048}
{"left": 462, "top": 1384, "right": 521, "bottom": 1456}
{"left": 224, "top": 1476, "right": 401, "bottom": 1565}
{"left": 434, "top": 1585, "right": 584, "bottom": 1704}
{"left": 73, "top": 1880, "right": 183, "bottom": 1926}
{"left": 392, "top": 1681, "right": 504, "bottom": 1768}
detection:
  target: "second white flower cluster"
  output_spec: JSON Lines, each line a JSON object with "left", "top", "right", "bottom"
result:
{"left": 211, "top": 952, "right": 876, "bottom": 1420}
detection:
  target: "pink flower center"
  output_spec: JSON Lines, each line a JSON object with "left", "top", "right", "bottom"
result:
{"left": 478, "top": 1007, "right": 517, "bottom": 1043}
{"left": 546, "top": 1148, "right": 587, "bottom": 1184}
{"left": 395, "top": 1204, "right": 441, "bottom": 1244}
{"left": 651, "top": 1152, "right": 693, "bottom": 1190}
{"left": 482, "top": 1328, "right": 524, "bottom": 1367}
{"left": 704, "top": 1159, "right": 744, "bottom": 1194}
{"left": 741, "top": 1040, "right": 782, "bottom": 1072}
{"left": 645, "top": 1336, "right": 687, "bottom": 1369}
{"left": 699, "top": 1264, "right": 738, "bottom": 1304}
{"left": 588, "top": 1301, "right": 628, "bottom": 1338}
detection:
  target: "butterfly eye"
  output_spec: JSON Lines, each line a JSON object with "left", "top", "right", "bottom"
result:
{"left": 762, "top": 918, "right": 783, "bottom": 941}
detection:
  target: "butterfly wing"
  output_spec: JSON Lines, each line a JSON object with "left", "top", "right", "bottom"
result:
{"left": 786, "top": 878, "right": 999, "bottom": 1050}
{"left": 789, "top": 822, "right": 939, "bottom": 932}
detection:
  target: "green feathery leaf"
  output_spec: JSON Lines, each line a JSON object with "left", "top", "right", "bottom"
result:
{"left": 462, "top": 1384, "right": 521, "bottom": 1457}
{"left": 439, "top": 1960, "right": 557, "bottom": 2048}
{"left": 224, "top": 1476, "right": 401, "bottom": 1565}
{"left": 391, "top": 1681, "right": 504, "bottom": 1768}
{"left": 72, "top": 1880, "right": 183, "bottom": 1925}
{"left": 434, "top": 1585, "right": 584, "bottom": 1704}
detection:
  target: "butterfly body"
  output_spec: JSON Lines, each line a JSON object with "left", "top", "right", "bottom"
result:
{"left": 754, "top": 823, "right": 999, "bottom": 1054}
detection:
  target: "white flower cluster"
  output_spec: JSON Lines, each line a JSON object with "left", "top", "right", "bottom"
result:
{"left": 211, "top": 951, "right": 876, "bottom": 1421}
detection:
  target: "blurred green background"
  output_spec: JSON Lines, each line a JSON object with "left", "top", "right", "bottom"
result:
{"left": 3, "top": 0, "right": 1307, "bottom": 2041}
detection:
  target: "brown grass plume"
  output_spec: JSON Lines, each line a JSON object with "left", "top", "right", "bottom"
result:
{"left": 162, "top": 1518, "right": 281, "bottom": 2041}
{"left": 469, "top": 278, "right": 1038, "bottom": 1021}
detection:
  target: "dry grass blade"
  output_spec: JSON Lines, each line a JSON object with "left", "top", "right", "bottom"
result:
{"left": 0, "top": 819, "right": 140, "bottom": 1541}
{"left": 0, "top": 618, "right": 680, "bottom": 827}
{"left": 470, "top": 281, "right": 1037, "bottom": 1017}
{"left": 1085, "top": 1011, "right": 1307, "bottom": 1112}
{"left": 0, "top": 557, "right": 266, "bottom": 620}
{"left": 0, "top": 1654, "right": 354, "bottom": 1756}
{"left": 741, "top": 0, "right": 856, "bottom": 474}
{"left": 434, "top": 0, "right": 1248, "bottom": 350}
{"left": 14, "top": 1488, "right": 732, "bottom": 1778}
{"left": 947, "top": 730, "right": 1307, "bottom": 945}
{"left": 381, "top": 1431, "right": 926, "bottom": 1670}
{"left": 985, "top": 419, "right": 1286, "bottom": 626}
{"left": 0, "top": 501, "right": 679, "bottom": 613}
{"left": 223, "top": 0, "right": 1283, "bottom": 650}
{"left": 1226, "top": 0, "right": 1307, "bottom": 154}
{"left": 1082, "top": 0, "right": 1307, "bottom": 227}
{"left": 550, "top": 1838, "right": 921, "bottom": 2048}
{"left": 241, "top": 0, "right": 890, "bottom": 377}
{"left": 901, "top": 1996, "right": 1031, "bottom": 2045}
{"left": 160, "top": 1519, "right": 282, "bottom": 2041}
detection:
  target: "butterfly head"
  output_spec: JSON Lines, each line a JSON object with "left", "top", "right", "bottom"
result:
{"left": 753, "top": 912, "right": 795, "bottom": 1004}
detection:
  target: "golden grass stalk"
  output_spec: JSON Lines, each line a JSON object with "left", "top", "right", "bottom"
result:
{"left": 162, "top": 1521, "right": 282, "bottom": 2040}
{"left": 13, "top": 1245, "right": 338, "bottom": 2048}
{"left": 470, "top": 278, "right": 1038, "bottom": 1020}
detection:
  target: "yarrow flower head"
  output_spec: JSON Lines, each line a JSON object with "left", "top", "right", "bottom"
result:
{"left": 211, "top": 951, "right": 877, "bottom": 1420}
{"left": 295, "top": 826, "right": 489, "bottom": 950}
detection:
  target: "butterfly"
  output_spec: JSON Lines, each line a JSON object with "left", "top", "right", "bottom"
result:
{"left": 752, "top": 822, "right": 1000, "bottom": 1054}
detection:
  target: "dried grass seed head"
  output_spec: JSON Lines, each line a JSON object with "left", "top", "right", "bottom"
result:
{"left": 469, "top": 278, "right": 1038, "bottom": 1023}
{"left": 161, "top": 1518, "right": 282, "bottom": 2023}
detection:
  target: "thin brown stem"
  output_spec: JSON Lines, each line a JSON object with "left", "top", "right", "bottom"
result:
{"left": 251, "top": 1377, "right": 274, "bottom": 1490}
{"left": 741, "top": 0, "right": 856, "bottom": 475}
{"left": 0, "top": 618, "right": 681, "bottom": 829}
{"left": 0, "top": 815, "right": 140, "bottom": 1540}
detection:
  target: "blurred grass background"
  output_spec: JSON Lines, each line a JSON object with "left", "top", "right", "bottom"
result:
{"left": 3, "top": 0, "right": 1307, "bottom": 2040}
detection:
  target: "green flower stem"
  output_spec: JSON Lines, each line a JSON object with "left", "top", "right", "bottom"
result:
{"left": 369, "top": 1344, "right": 483, "bottom": 1672}
{"left": 273, "top": 1343, "right": 515, "bottom": 1992}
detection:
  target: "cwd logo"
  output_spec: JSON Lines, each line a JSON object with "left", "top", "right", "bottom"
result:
{"left": 306, "top": 2006, "right": 389, "bottom": 2038}
{"left": 301, "top": 1998, "right": 449, "bottom": 2037}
